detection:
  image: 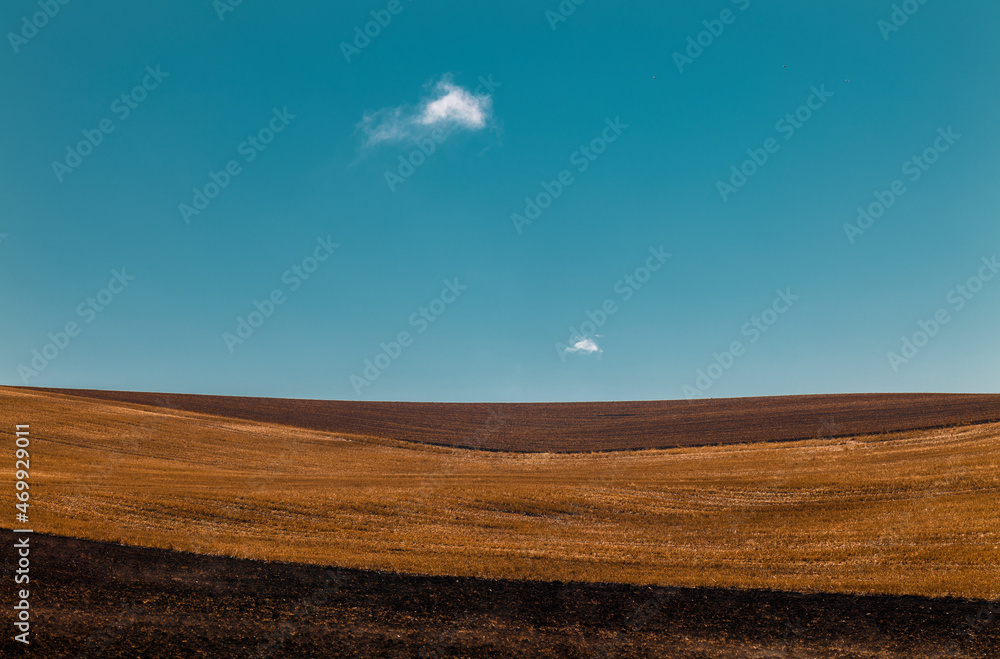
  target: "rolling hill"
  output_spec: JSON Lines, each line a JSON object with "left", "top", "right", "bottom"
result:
{"left": 22, "top": 386, "right": 1000, "bottom": 452}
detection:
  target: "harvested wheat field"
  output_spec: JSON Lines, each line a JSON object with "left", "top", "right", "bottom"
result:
{"left": 4, "top": 385, "right": 999, "bottom": 603}
{"left": 26, "top": 386, "right": 1000, "bottom": 451}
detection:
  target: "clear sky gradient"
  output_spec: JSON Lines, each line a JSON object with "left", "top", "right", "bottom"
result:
{"left": 2, "top": 1, "right": 998, "bottom": 402}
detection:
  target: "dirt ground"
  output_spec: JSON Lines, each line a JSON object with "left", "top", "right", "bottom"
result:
{"left": 25, "top": 386, "right": 1000, "bottom": 452}
{"left": 3, "top": 532, "right": 997, "bottom": 658}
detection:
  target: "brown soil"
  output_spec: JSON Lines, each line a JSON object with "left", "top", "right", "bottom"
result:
{"left": 21, "top": 387, "right": 1000, "bottom": 452}
{"left": 2, "top": 532, "right": 996, "bottom": 658}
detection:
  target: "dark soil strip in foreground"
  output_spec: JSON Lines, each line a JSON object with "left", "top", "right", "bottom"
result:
{"left": 22, "top": 387, "right": 1000, "bottom": 452}
{"left": 2, "top": 532, "right": 997, "bottom": 658}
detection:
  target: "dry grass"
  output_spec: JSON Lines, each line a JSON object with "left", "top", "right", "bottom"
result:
{"left": 27, "top": 385, "right": 1000, "bottom": 451}
{"left": 4, "top": 386, "right": 999, "bottom": 600}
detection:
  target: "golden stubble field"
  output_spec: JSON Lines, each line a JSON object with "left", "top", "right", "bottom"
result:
{"left": 4, "top": 387, "right": 999, "bottom": 600}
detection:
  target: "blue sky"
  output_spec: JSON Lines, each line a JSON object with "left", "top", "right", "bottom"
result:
{"left": 2, "top": 1, "right": 998, "bottom": 402}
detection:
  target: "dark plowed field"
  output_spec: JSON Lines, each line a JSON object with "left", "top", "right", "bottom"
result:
{"left": 2, "top": 532, "right": 996, "bottom": 658}
{"left": 21, "top": 387, "right": 1000, "bottom": 452}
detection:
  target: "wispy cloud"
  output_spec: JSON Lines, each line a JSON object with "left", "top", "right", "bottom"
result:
{"left": 564, "top": 336, "right": 602, "bottom": 356}
{"left": 358, "top": 76, "right": 493, "bottom": 146}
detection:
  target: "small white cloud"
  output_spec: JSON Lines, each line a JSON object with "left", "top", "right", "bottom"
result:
{"left": 358, "top": 107, "right": 407, "bottom": 145}
{"left": 358, "top": 76, "right": 493, "bottom": 146}
{"left": 419, "top": 82, "right": 488, "bottom": 128}
{"left": 564, "top": 336, "right": 602, "bottom": 355}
